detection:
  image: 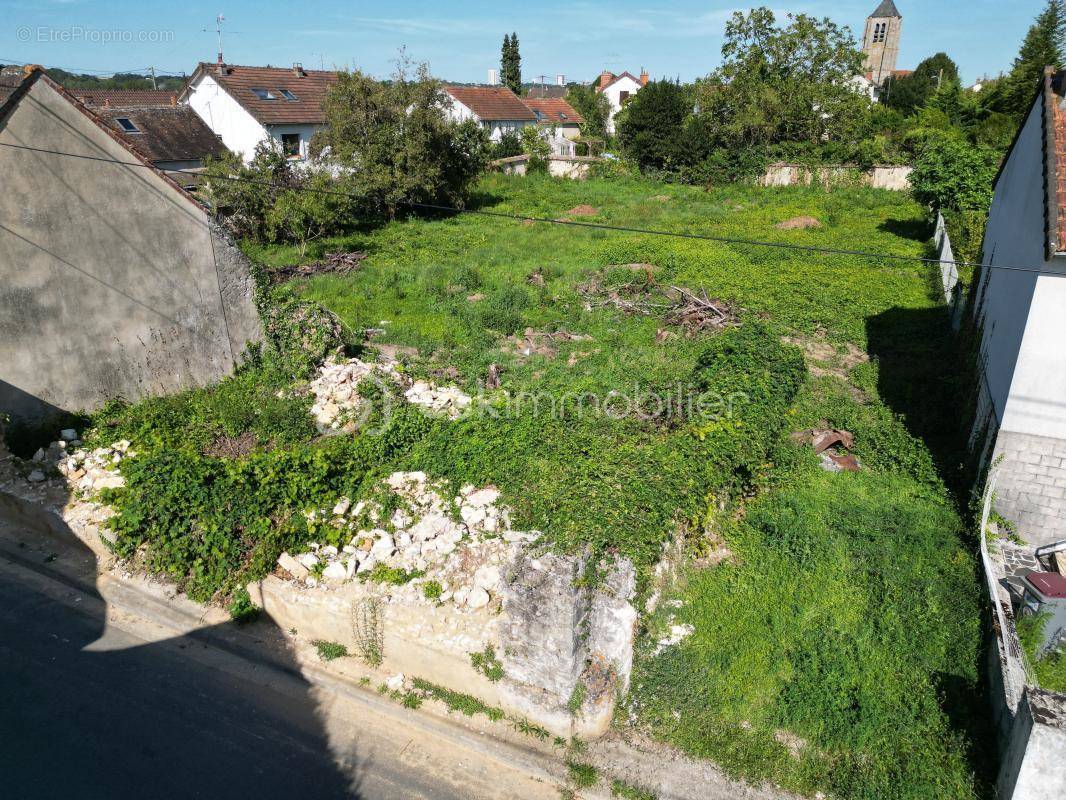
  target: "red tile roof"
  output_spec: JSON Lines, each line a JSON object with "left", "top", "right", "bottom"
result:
{"left": 443, "top": 85, "right": 535, "bottom": 122}
{"left": 1049, "top": 72, "right": 1066, "bottom": 255}
{"left": 91, "top": 105, "right": 227, "bottom": 164}
{"left": 183, "top": 62, "right": 339, "bottom": 125}
{"left": 521, "top": 97, "right": 583, "bottom": 125}
{"left": 73, "top": 89, "right": 179, "bottom": 108}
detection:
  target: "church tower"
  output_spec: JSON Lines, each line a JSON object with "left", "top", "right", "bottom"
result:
{"left": 861, "top": 0, "right": 903, "bottom": 86}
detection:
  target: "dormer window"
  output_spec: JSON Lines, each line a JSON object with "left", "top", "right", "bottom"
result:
{"left": 280, "top": 89, "right": 298, "bottom": 101}
{"left": 533, "top": 109, "right": 546, "bottom": 121}
{"left": 115, "top": 118, "right": 140, "bottom": 133}
{"left": 251, "top": 88, "right": 277, "bottom": 100}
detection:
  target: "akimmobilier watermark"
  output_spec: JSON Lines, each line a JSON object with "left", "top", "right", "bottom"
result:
{"left": 17, "top": 26, "right": 175, "bottom": 44}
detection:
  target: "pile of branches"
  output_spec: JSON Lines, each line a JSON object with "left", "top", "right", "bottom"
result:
{"left": 269, "top": 251, "right": 367, "bottom": 284}
{"left": 579, "top": 276, "right": 739, "bottom": 336}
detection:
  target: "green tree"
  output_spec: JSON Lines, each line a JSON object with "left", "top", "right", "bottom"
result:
{"left": 616, "top": 79, "right": 689, "bottom": 172}
{"left": 312, "top": 58, "right": 489, "bottom": 217}
{"left": 565, "top": 83, "right": 611, "bottom": 140}
{"left": 909, "top": 137, "right": 999, "bottom": 213}
{"left": 520, "top": 125, "right": 550, "bottom": 172}
{"left": 1003, "top": 0, "right": 1066, "bottom": 116}
{"left": 501, "top": 32, "right": 522, "bottom": 95}
{"left": 882, "top": 52, "right": 960, "bottom": 115}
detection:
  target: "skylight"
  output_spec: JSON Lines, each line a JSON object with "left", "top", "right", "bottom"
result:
{"left": 533, "top": 110, "right": 546, "bottom": 121}
{"left": 280, "top": 89, "right": 298, "bottom": 101}
{"left": 251, "top": 88, "right": 277, "bottom": 100}
{"left": 115, "top": 118, "right": 140, "bottom": 133}
{"left": 559, "top": 112, "right": 568, "bottom": 120}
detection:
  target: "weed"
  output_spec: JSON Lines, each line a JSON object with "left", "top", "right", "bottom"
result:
{"left": 469, "top": 645, "right": 504, "bottom": 682}
{"left": 567, "top": 761, "right": 599, "bottom": 790}
{"left": 352, "top": 597, "right": 384, "bottom": 667}
{"left": 312, "top": 640, "right": 348, "bottom": 661}
{"left": 411, "top": 678, "right": 505, "bottom": 721}
{"left": 228, "top": 587, "right": 260, "bottom": 625}
{"left": 611, "top": 779, "right": 657, "bottom": 800}
{"left": 363, "top": 563, "right": 424, "bottom": 585}
{"left": 567, "top": 681, "right": 587, "bottom": 715}
{"left": 422, "top": 579, "right": 443, "bottom": 601}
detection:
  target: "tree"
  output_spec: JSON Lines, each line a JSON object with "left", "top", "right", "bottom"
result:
{"left": 616, "top": 79, "right": 689, "bottom": 172}
{"left": 882, "top": 52, "right": 960, "bottom": 115}
{"left": 520, "top": 125, "right": 550, "bottom": 172}
{"left": 1003, "top": 0, "right": 1066, "bottom": 116}
{"left": 312, "top": 58, "right": 489, "bottom": 217}
{"left": 565, "top": 83, "right": 611, "bottom": 140}
{"left": 909, "top": 137, "right": 999, "bottom": 213}
{"left": 501, "top": 33, "right": 522, "bottom": 95}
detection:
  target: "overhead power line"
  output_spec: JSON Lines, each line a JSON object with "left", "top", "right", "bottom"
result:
{"left": 0, "top": 139, "right": 1039, "bottom": 276}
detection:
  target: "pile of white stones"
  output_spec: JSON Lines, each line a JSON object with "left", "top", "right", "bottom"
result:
{"left": 403, "top": 381, "right": 473, "bottom": 420}
{"left": 23, "top": 429, "right": 130, "bottom": 493}
{"left": 54, "top": 436, "right": 132, "bottom": 493}
{"left": 308, "top": 358, "right": 403, "bottom": 432}
{"left": 308, "top": 357, "right": 474, "bottom": 432}
{"left": 278, "top": 471, "right": 539, "bottom": 609}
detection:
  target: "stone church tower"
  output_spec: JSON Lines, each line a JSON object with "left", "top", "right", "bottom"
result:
{"left": 861, "top": 0, "right": 903, "bottom": 86}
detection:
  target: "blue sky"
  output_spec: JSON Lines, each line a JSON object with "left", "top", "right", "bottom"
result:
{"left": 2, "top": 0, "right": 1044, "bottom": 85}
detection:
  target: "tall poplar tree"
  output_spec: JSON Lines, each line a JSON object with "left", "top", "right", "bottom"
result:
{"left": 501, "top": 32, "right": 522, "bottom": 95}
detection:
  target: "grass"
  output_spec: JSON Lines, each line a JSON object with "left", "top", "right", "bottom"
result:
{"left": 312, "top": 640, "right": 348, "bottom": 661}
{"left": 566, "top": 760, "right": 599, "bottom": 790}
{"left": 1017, "top": 612, "right": 1066, "bottom": 693}
{"left": 90, "top": 173, "right": 985, "bottom": 799}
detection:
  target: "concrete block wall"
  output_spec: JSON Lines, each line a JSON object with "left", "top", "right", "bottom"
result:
{"left": 997, "top": 688, "right": 1066, "bottom": 800}
{"left": 993, "top": 430, "right": 1066, "bottom": 546}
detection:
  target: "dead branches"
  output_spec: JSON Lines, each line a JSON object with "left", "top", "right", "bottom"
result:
{"left": 270, "top": 250, "right": 367, "bottom": 283}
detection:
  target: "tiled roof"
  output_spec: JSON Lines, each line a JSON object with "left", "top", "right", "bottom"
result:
{"left": 90, "top": 105, "right": 227, "bottom": 164}
{"left": 521, "top": 98, "right": 583, "bottom": 125}
{"left": 1048, "top": 71, "right": 1066, "bottom": 255}
{"left": 596, "top": 71, "right": 641, "bottom": 92}
{"left": 185, "top": 62, "right": 339, "bottom": 125}
{"left": 73, "top": 89, "right": 179, "bottom": 108}
{"left": 870, "top": 0, "right": 902, "bottom": 18}
{"left": 443, "top": 85, "right": 535, "bottom": 122}
{"left": 526, "top": 85, "right": 567, "bottom": 99}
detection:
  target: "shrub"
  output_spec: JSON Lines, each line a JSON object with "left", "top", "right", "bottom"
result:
{"left": 909, "top": 137, "right": 998, "bottom": 214}
{"left": 492, "top": 130, "right": 523, "bottom": 160}
{"left": 520, "top": 125, "right": 550, "bottom": 174}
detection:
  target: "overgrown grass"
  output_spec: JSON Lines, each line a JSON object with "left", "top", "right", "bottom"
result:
{"left": 1017, "top": 612, "right": 1066, "bottom": 693}
{"left": 87, "top": 174, "right": 985, "bottom": 798}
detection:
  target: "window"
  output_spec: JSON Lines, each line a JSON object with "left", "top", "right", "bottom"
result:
{"left": 280, "top": 89, "right": 298, "bottom": 101}
{"left": 533, "top": 109, "right": 546, "bottom": 121}
{"left": 280, "top": 133, "right": 301, "bottom": 158}
{"left": 559, "top": 112, "right": 568, "bottom": 120}
{"left": 619, "top": 90, "right": 631, "bottom": 104}
{"left": 250, "top": 88, "right": 277, "bottom": 100}
{"left": 115, "top": 117, "right": 140, "bottom": 133}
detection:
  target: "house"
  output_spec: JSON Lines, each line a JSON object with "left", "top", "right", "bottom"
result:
{"left": 180, "top": 60, "right": 338, "bottom": 163}
{"left": 595, "top": 69, "right": 648, "bottom": 134}
{"left": 968, "top": 67, "right": 1066, "bottom": 547}
{"left": 521, "top": 98, "right": 583, "bottom": 141}
{"left": 71, "top": 89, "right": 227, "bottom": 187}
{"left": 0, "top": 65, "right": 261, "bottom": 420}
{"left": 441, "top": 85, "right": 536, "bottom": 142}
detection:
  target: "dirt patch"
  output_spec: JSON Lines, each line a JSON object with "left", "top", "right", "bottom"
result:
{"left": 566, "top": 204, "right": 599, "bottom": 217}
{"left": 466, "top": 292, "right": 485, "bottom": 302}
{"left": 203, "top": 431, "right": 258, "bottom": 458}
{"left": 651, "top": 195, "right": 671, "bottom": 202}
{"left": 369, "top": 343, "right": 419, "bottom": 363}
{"left": 269, "top": 250, "right": 366, "bottom": 283}
{"left": 504, "top": 328, "right": 592, "bottom": 360}
{"left": 782, "top": 331, "right": 869, "bottom": 395}
{"left": 775, "top": 216, "right": 821, "bottom": 230}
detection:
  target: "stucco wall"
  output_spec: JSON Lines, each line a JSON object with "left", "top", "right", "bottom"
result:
{"left": 186, "top": 72, "right": 268, "bottom": 162}
{"left": 0, "top": 77, "right": 261, "bottom": 419}
{"left": 601, "top": 76, "right": 642, "bottom": 135}
{"left": 757, "top": 163, "right": 912, "bottom": 191}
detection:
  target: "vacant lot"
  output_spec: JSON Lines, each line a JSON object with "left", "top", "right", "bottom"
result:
{"left": 91, "top": 173, "right": 984, "bottom": 799}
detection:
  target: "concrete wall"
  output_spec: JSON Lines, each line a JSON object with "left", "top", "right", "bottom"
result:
{"left": 0, "top": 76, "right": 261, "bottom": 419}
{"left": 992, "top": 431, "right": 1066, "bottom": 546}
{"left": 997, "top": 688, "right": 1066, "bottom": 800}
{"left": 757, "top": 163, "right": 912, "bottom": 191}
{"left": 492, "top": 154, "right": 600, "bottom": 179}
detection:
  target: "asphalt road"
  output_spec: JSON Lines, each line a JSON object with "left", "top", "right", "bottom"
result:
{"left": 0, "top": 554, "right": 462, "bottom": 800}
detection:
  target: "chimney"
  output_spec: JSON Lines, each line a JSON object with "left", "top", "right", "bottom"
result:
{"left": 599, "top": 70, "right": 614, "bottom": 90}
{"left": 640, "top": 68, "right": 649, "bottom": 86}
{"left": 292, "top": 62, "right": 306, "bottom": 77}
{"left": 215, "top": 58, "right": 228, "bottom": 75}
{"left": 556, "top": 73, "right": 565, "bottom": 86}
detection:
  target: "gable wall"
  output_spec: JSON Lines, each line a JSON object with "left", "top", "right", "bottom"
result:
{"left": 0, "top": 78, "right": 260, "bottom": 419}
{"left": 187, "top": 72, "right": 270, "bottom": 162}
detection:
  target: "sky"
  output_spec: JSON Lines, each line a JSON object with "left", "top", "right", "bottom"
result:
{"left": 1, "top": 0, "right": 1046, "bottom": 85}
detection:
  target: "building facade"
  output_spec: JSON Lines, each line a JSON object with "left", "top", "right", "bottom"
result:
{"left": 595, "top": 70, "right": 647, "bottom": 135}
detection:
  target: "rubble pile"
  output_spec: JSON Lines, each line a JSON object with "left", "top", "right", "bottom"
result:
{"left": 28, "top": 429, "right": 132, "bottom": 493}
{"left": 309, "top": 357, "right": 474, "bottom": 430}
{"left": 278, "top": 471, "right": 539, "bottom": 609}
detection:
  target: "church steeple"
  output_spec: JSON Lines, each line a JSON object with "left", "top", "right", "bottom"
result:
{"left": 862, "top": 0, "right": 903, "bottom": 87}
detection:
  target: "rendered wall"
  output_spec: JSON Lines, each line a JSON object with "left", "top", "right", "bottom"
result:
{"left": 0, "top": 78, "right": 261, "bottom": 419}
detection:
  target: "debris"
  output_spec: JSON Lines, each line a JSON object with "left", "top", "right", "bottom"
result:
{"left": 60, "top": 429, "right": 78, "bottom": 442}
{"left": 663, "top": 285, "right": 738, "bottom": 336}
{"left": 486, "top": 363, "right": 502, "bottom": 389}
{"left": 527, "top": 268, "right": 546, "bottom": 287}
{"left": 776, "top": 216, "right": 821, "bottom": 230}
{"left": 270, "top": 250, "right": 367, "bottom": 283}
{"left": 404, "top": 381, "right": 473, "bottom": 419}
{"left": 203, "top": 430, "right": 257, "bottom": 458}
{"left": 278, "top": 552, "right": 310, "bottom": 580}
{"left": 579, "top": 274, "right": 739, "bottom": 335}
{"left": 27, "top": 469, "right": 46, "bottom": 483}
{"left": 791, "top": 427, "right": 862, "bottom": 472}
{"left": 505, "top": 327, "right": 592, "bottom": 360}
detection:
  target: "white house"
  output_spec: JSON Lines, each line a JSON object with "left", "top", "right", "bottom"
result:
{"left": 180, "top": 61, "right": 338, "bottom": 163}
{"left": 441, "top": 85, "right": 536, "bottom": 142}
{"left": 969, "top": 66, "right": 1066, "bottom": 546}
{"left": 595, "top": 69, "right": 647, "bottom": 134}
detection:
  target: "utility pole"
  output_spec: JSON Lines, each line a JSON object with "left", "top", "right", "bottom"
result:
{"left": 149, "top": 65, "right": 157, "bottom": 90}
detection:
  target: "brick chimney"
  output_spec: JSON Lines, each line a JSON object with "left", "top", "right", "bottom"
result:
{"left": 640, "top": 68, "right": 649, "bottom": 86}
{"left": 598, "top": 70, "right": 614, "bottom": 90}
{"left": 292, "top": 62, "right": 306, "bottom": 77}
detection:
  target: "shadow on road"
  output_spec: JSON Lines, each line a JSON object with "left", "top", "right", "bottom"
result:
{"left": 0, "top": 489, "right": 363, "bottom": 799}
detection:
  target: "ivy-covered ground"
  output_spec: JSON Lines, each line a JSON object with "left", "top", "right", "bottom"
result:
{"left": 59, "top": 174, "right": 987, "bottom": 798}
